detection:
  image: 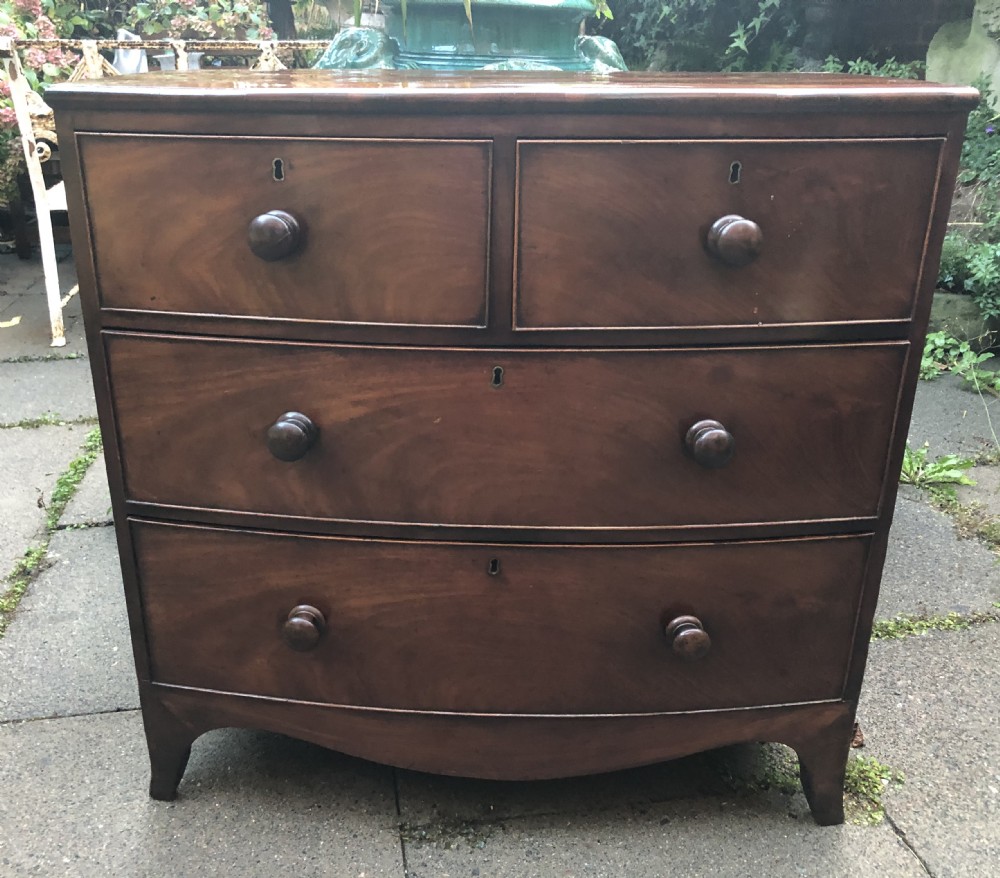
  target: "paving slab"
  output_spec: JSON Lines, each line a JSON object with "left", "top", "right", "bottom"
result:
{"left": 0, "top": 711, "right": 404, "bottom": 878}
{"left": 955, "top": 463, "right": 1000, "bottom": 516}
{"left": 0, "top": 424, "right": 90, "bottom": 580}
{"left": 908, "top": 372, "right": 1000, "bottom": 458}
{"left": 60, "top": 454, "right": 113, "bottom": 527}
{"left": 0, "top": 252, "right": 86, "bottom": 359}
{"left": 878, "top": 490, "right": 1000, "bottom": 618}
{"left": 858, "top": 625, "right": 1000, "bottom": 878}
{"left": 400, "top": 796, "right": 924, "bottom": 878}
{"left": 397, "top": 753, "right": 732, "bottom": 827}
{"left": 0, "top": 356, "right": 96, "bottom": 425}
{"left": 0, "top": 526, "right": 137, "bottom": 722}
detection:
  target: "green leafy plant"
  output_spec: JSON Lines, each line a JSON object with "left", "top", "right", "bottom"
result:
{"left": 920, "top": 331, "right": 1000, "bottom": 394}
{"left": 603, "top": 0, "right": 801, "bottom": 72}
{"left": 899, "top": 442, "right": 975, "bottom": 489}
{"left": 953, "top": 76, "right": 1000, "bottom": 243}
{"left": 872, "top": 609, "right": 1000, "bottom": 640}
{"left": 820, "top": 55, "right": 924, "bottom": 79}
{"left": 125, "top": 0, "right": 274, "bottom": 40}
{"left": 843, "top": 755, "right": 904, "bottom": 826}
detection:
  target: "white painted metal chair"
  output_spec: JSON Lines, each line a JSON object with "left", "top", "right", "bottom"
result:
{"left": 1, "top": 36, "right": 298, "bottom": 346}
{"left": 0, "top": 37, "right": 98, "bottom": 346}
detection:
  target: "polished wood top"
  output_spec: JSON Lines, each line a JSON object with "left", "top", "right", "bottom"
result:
{"left": 47, "top": 70, "right": 980, "bottom": 114}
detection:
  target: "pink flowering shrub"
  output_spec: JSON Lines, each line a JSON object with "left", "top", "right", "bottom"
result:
{"left": 0, "top": 4, "right": 79, "bottom": 204}
{"left": 126, "top": 0, "right": 274, "bottom": 40}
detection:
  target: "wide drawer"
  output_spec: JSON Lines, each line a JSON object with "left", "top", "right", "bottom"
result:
{"left": 515, "top": 138, "right": 942, "bottom": 329}
{"left": 78, "top": 134, "right": 491, "bottom": 327}
{"left": 106, "top": 333, "right": 906, "bottom": 532}
{"left": 134, "top": 521, "right": 869, "bottom": 713}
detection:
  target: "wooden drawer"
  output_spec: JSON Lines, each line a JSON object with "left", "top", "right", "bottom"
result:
{"left": 107, "top": 333, "right": 906, "bottom": 531}
{"left": 134, "top": 521, "right": 868, "bottom": 713}
{"left": 515, "top": 139, "right": 942, "bottom": 330}
{"left": 78, "top": 134, "right": 491, "bottom": 327}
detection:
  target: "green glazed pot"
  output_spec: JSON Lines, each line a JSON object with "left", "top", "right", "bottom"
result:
{"left": 385, "top": 0, "right": 594, "bottom": 69}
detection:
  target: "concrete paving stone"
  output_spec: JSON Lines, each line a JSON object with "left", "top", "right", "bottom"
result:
{"left": 0, "top": 356, "right": 96, "bottom": 425}
{"left": 0, "top": 711, "right": 404, "bottom": 878}
{"left": 858, "top": 625, "right": 1000, "bottom": 878}
{"left": 908, "top": 372, "right": 1000, "bottom": 458}
{"left": 878, "top": 490, "right": 1000, "bottom": 619}
{"left": 60, "top": 453, "right": 113, "bottom": 526}
{"left": 0, "top": 424, "right": 90, "bottom": 580}
{"left": 396, "top": 754, "right": 733, "bottom": 827}
{"left": 0, "top": 526, "right": 137, "bottom": 722}
{"left": 955, "top": 463, "right": 1000, "bottom": 517}
{"left": 0, "top": 252, "right": 86, "bottom": 359}
{"left": 401, "top": 797, "right": 924, "bottom": 878}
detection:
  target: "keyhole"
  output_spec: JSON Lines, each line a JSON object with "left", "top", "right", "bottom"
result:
{"left": 487, "top": 558, "right": 501, "bottom": 576}
{"left": 491, "top": 366, "right": 504, "bottom": 388}
{"left": 272, "top": 158, "right": 285, "bottom": 181}
{"left": 729, "top": 161, "right": 742, "bottom": 184}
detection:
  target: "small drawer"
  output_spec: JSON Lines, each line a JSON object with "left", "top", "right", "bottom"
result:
{"left": 515, "top": 138, "right": 942, "bottom": 330}
{"left": 134, "top": 521, "right": 869, "bottom": 713}
{"left": 106, "top": 333, "right": 906, "bottom": 532}
{"left": 79, "top": 134, "right": 491, "bottom": 327}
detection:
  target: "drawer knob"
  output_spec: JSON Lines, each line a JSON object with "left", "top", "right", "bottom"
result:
{"left": 706, "top": 214, "right": 763, "bottom": 267}
{"left": 283, "top": 605, "right": 326, "bottom": 651}
{"left": 248, "top": 210, "right": 302, "bottom": 261}
{"left": 665, "top": 615, "right": 712, "bottom": 661}
{"left": 267, "top": 412, "right": 318, "bottom": 462}
{"left": 685, "top": 419, "right": 735, "bottom": 468}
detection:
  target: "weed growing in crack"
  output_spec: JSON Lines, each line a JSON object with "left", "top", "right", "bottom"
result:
{"left": 0, "top": 428, "right": 103, "bottom": 636}
{"left": 872, "top": 609, "right": 1000, "bottom": 640}
{"left": 899, "top": 443, "right": 975, "bottom": 493}
{"left": 719, "top": 743, "right": 904, "bottom": 826}
{"left": 843, "top": 756, "right": 905, "bottom": 826}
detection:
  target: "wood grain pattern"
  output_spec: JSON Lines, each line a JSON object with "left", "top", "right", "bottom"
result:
{"left": 134, "top": 520, "right": 870, "bottom": 714}
{"left": 51, "top": 72, "right": 976, "bottom": 824}
{"left": 516, "top": 139, "right": 942, "bottom": 328}
{"left": 106, "top": 333, "right": 907, "bottom": 531}
{"left": 79, "top": 134, "right": 491, "bottom": 326}
{"left": 145, "top": 684, "right": 854, "bottom": 799}
{"left": 46, "top": 70, "right": 980, "bottom": 116}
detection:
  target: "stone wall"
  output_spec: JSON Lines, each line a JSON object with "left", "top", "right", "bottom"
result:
{"left": 836, "top": 0, "right": 974, "bottom": 60}
{"left": 926, "top": 0, "right": 1000, "bottom": 96}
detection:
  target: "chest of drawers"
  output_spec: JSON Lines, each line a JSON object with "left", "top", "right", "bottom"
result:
{"left": 49, "top": 71, "right": 976, "bottom": 826}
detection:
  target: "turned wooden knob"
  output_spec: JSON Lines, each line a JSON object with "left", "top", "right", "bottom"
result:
{"left": 248, "top": 210, "right": 302, "bottom": 261}
{"left": 283, "top": 605, "right": 326, "bottom": 651}
{"left": 706, "top": 214, "right": 763, "bottom": 267}
{"left": 685, "top": 419, "right": 735, "bottom": 468}
{"left": 665, "top": 615, "right": 712, "bottom": 661}
{"left": 267, "top": 412, "right": 318, "bottom": 462}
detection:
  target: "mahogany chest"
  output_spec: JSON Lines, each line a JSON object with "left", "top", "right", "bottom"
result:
{"left": 49, "top": 71, "right": 977, "bottom": 825}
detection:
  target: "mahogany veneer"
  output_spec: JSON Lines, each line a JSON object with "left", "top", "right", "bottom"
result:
{"left": 49, "top": 71, "right": 977, "bottom": 826}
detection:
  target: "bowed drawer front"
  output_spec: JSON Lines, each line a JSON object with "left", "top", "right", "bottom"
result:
{"left": 134, "top": 521, "right": 869, "bottom": 714}
{"left": 50, "top": 71, "right": 976, "bottom": 826}
{"left": 105, "top": 333, "right": 906, "bottom": 530}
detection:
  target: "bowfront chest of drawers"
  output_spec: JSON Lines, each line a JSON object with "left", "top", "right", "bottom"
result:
{"left": 49, "top": 72, "right": 977, "bottom": 825}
